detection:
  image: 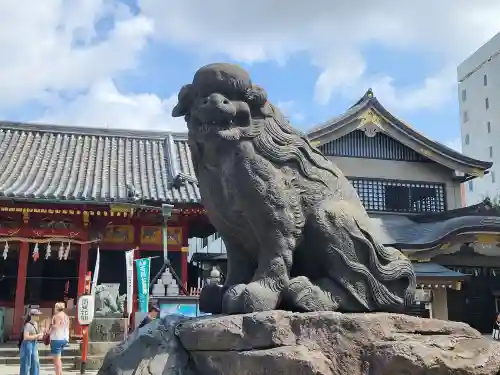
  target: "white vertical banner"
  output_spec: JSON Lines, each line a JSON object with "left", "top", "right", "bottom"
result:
{"left": 91, "top": 247, "right": 100, "bottom": 297}
{"left": 125, "top": 249, "right": 135, "bottom": 317}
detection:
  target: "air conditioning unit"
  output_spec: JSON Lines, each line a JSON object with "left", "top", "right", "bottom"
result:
{"left": 414, "top": 289, "right": 432, "bottom": 303}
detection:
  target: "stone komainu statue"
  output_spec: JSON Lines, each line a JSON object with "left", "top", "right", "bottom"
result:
{"left": 94, "top": 284, "right": 125, "bottom": 315}
{"left": 172, "top": 63, "right": 416, "bottom": 315}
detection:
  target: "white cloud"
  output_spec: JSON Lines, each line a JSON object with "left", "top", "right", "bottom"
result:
{"left": 139, "top": 0, "right": 500, "bottom": 112}
{"left": 0, "top": 0, "right": 186, "bottom": 132}
{"left": 1, "top": 1, "right": 499, "bottom": 130}
{"left": 37, "top": 79, "right": 186, "bottom": 131}
{"left": 0, "top": 0, "right": 153, "bottom": 108}
{"left": 276, "top": 100, "right": 306, "bottom": 123}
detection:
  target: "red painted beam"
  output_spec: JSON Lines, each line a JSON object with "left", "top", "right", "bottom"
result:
{"left": 181, "top": 220, "right": 189, "bottom": 293}
{"left": 0, "top": 227, "right": 86, "bottom": 240}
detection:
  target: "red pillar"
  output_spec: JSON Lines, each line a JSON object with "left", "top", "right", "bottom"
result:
{"left": 181, "top": 222, "right": 189, "bottom": 294}
{"left": 76, "top": 243, "right": 89, "bottom": 335}
{"left": 13, "top": 242, "right": 29, "bottom": 337}
{"left": 181, "top": 248, "right": 188, "bottom": 294}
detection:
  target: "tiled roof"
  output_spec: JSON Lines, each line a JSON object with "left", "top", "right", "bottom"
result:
{"left": 0, "top": 122, "right": 200, "bottom": 204}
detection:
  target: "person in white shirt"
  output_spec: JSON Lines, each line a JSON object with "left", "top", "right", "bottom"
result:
{"left": 49, "top": 302, "right": 70, "bottom": 375}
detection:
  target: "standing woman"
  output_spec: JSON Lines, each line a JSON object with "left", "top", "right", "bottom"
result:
{"left": 493, "top": 313, "right": 500, "bottom": 340}
{"left": 49, "top": 302, "right": 70, "bottom": 375}
{"left": 19, "top": 309, "right": 43, "bottom": 375}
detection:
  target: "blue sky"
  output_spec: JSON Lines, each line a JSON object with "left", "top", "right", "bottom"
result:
{"left": 1, "top": 0, "right": 499, "bottom": 152}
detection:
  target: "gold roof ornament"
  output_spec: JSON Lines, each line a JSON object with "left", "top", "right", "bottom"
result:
{"left": 358, "top": 110, "right": 383, "bottom": 137}
{"left": 471, "top": 168, "right": 485, "bottom": 177}
{"left": 475, "top": 234, "right": 498, "bottom": 245}
{"left": 310, "top": 140, "right": 321, "bottom": 148}
{"left": 419, "top": 148, "right": 433, "bottom": 157}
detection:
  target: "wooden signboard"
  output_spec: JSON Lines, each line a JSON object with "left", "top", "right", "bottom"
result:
{"left": 140, "top": 226, "right": 183, "bottom": 246}
{"left": 103, "top": 225, "right": 134, "bottom": 244}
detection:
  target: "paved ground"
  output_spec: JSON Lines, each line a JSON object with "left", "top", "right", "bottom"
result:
{"left": 0, "top": 364, "right": 97, "bottom": 375}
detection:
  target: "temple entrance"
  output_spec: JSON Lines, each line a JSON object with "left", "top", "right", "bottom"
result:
{"left": 24, "top": 243, "right": 78, "bottom": 307}
{"left": 446, "top": 270, "right": 497, "bottom": 333}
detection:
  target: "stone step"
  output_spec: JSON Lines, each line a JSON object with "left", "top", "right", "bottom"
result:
{"left": 0, "top": 343, "right": 80, "bottom": 357}
{"left": 0, "top": 341, "right": 114, "bottom": 371}
{"left": 0, "top": 355, "right": 77, "bottom": 366}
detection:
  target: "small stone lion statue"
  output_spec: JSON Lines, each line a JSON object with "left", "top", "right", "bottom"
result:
{"left": 172, "top": 63, "right": 416, "bottom": 314}
{"left": 94, "top": 284, "right": 125, "bottom": 316}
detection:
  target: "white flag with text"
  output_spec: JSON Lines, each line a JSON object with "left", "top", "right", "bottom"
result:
{"left": 125, "top": 249, "right": 135, "bottom": 317}
{"left": 91, "top": 247, "right": 100, "bottom": 297}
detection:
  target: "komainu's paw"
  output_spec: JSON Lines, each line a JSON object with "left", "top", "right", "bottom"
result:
{"left": 199, "top": 283, "right": 228, "bottom": 314}
{"left": 222, "top": 281, "right": 280, "bottom": 314}
{"left": 284, "top": 276, "right": 339, "bottom": 312}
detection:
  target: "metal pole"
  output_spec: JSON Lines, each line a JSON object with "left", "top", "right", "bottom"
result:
{"left": 161, "top": 204, "right": 174, "bottom": 262}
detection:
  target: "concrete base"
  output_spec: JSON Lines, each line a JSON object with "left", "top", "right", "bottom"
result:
{"left": 82, "top": 341, "right": 118, "bottom": 356}
{"left": 74, "top": 356, "right": 105, "bottom": 371}
{"left": 74, "top": 341, "right": 118, "bottom": 371}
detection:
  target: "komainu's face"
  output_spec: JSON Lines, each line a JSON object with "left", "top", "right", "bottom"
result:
{"left": 188, "top": 86, "right": 252, "bottom": 138}
{"left": 172, "top": 64, "right": 268, "bottom": 142}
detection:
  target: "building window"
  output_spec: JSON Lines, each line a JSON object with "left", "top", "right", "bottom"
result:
{"left": 463, "top": 111, "right": 469, "bottom": 123}
{"left": 468, "top": 181, "right": 474, "bottom": 192}
{"left": 486, "top": 97, "right": 490, "bottom": 110}
{"left": 464, "top": 134, "right": 470, "bottom": 145}
{"left": 492, "top": 172, "right": 496, "bottom": 183}
{"left": 490, "top": 146, "right": 494, "bottom": 158}
{"left": 484, "top": 74, "right": 488, "bottom": 86}
{"left": 488, "top": 121, "right": 491, "bottom": 133}
{"left": 461, "top": 89, "right": 466, "bottom": 102}
{"left": 348, "top": 178, "right": 446, "bottom": 213}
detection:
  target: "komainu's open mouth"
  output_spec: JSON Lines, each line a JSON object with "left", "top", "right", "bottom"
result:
{"left": 198, "top": 119, "right": 234, "bottom": 132}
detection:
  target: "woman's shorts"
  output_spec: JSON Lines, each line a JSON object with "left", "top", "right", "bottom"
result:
{"left": 50, "top": 339, "right": 68, "bottom": 355}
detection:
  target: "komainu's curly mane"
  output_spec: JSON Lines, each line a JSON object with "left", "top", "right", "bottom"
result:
{"left": 244, "top": 103, "right": 340, "bottom": 188}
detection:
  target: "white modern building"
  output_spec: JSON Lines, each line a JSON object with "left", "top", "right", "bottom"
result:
{"left": 458, "top": 31, "right": 500, "bottom": 205}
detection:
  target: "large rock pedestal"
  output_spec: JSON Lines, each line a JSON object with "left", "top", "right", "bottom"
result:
{"left": 98, "top": 311, "right": 500, "bottom": 375}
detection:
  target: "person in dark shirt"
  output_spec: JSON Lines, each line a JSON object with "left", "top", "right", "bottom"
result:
{"left": 492, "top": 313, "right": 500, "bottom": 340}
{"left": 138, "top": 303, "right": 160, "bottom": 329}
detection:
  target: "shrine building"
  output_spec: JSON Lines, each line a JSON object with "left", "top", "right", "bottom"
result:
{"left": 0, "top": 125, "right": 212, "bottom": 339}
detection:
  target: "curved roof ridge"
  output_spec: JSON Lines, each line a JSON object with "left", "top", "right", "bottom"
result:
{"left": 307, "top": 89, "right": 492, "bottom": 171}
{"left": 367, "top": 96, "right": 491, "bottom": 170}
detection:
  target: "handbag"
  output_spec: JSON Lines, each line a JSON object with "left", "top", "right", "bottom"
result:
{"left": 42, "top": 332, "right": 51, "bottom": 346}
